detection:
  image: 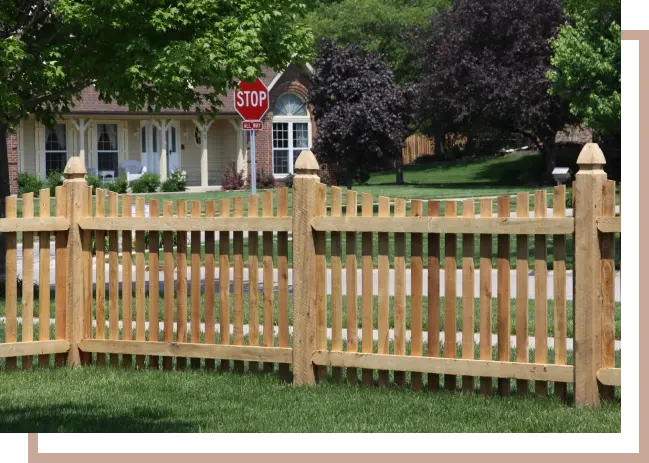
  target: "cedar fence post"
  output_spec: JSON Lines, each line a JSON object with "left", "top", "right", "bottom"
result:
{"left": 573, "top": 143, "right": 607, "bottom": 406}
{"left": 292, "top": 150, "right": 320, "bottom": 385}
{"left": 63, "top": 157, "right": 87, "bottom": 366}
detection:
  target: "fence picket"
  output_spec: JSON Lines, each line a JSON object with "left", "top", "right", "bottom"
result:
{"left": 204, "top": 200, "right": 217, "bottom": 370}
{"left": 361, "top": 193, "right": 374, "bottom": 386}
{"left": 38, "top": 189, "right": 51, "bottom": 367}
{"left": 121, "top": 195, "right": 133, "bottom": 368}
{"left": 135, "top": 197, "right": 146, "bottom": 369}
{"left": 95, "top": 189, "right": 106, "bottom": 366}
{"left": 315, "top": 183, "right": 328, "bottom": 383}
{"left": 479, "top": 198, "right": 493, "bottom": 395}
{"left": 330, "top": 187, "right": 343, "bottom": 383}
{"left": 81, "top": 186, "right": 91, "bottom": 366}
{"left": 444, "top": 200, "right": 457, "bottom": 391}
{"left": 346, "top": 190, "right": 359, "bottom": 385}
{"left": 377, "top": 196, "right": 390, "bottom": 388}
{"left": 108, "top": 192, "right": 119, "bottom": 367}
{"left": 428, "top": 200, "right": 441, "bottom": 392}
{"left": 4, "top": 195, "right": 17, "bottom": 370}
{"left": 190, "top": 201, "right": 202, "bottom": 369}
{"left": 246, "top": 196, "right": 259, "bottom": 373}
{"left": 233, "top": 197, "right": 245, "bottom": 374}
{"left": 553, "top": 186, "right": 568, "bottom": 401}
{"left": 411, "top": 200, "right": 424, "bottom": 392}
{"left": 163, "top": 201, "right": 174, "bottom": 370}
{"left": 600, "top": 180, "right": 616, "bottom": 400}
{"left": 394, "top": 198, "right": 407, "bottom": 388}
{"left": 277, "top": 188, "right": 290, "bottom": 381}
{"left": 55, "top": 186, "right": 68, "bottom": 367}
{"left": 462, "top": 199, "right": 475, "bottom": 393}
{"left": 219, "top": 199, "right": 231, "bottom": 373}
{"left": 516, "top": 193, "right": 530, "bottom": 395}
{"left": 148, "top": 199, "right": 160, "bottom": 369}
{"left": 176, "top": 201, "right": 188, "bottom": 371}
{"left": 534, "top": 190, "right": 548, "bottom": 396}
{"left": 261, "top": 192, "right": 273, "bottom": 373}
{"left": 21, "top": 193, "right": 34, "bottom": 369}
{"left": 497, "top": 196, "right": 511, "bottom": 396}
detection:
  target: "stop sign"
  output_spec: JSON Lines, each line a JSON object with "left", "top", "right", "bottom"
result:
{"left": 234, "top": 78, "right": 269, "bottom": 121}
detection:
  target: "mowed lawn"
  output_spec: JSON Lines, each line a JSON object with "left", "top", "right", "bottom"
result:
{"left": 0, "top": 368, "right": 620, "bottom": 433}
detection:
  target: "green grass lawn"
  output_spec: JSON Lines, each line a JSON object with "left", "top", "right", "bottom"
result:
{"left": 0, "top": 291, "right": 622, "bottom": 340}
{"left": 0, "top": 367, "right": 620, "bottom": 432}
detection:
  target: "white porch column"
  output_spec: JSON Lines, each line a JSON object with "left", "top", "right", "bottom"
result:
{"left": 193, "top": 119, "right": 215, "bottom": 187}
{"left": 153, "top": 119, "right": 170, "bottom": 181}
{"left": 229, "top": 119, "right": 246, "bottom": 178}
{"left": 71, "top": 118, "right": 91, "bottom": 166}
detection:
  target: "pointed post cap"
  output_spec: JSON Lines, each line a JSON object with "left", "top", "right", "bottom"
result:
{"left": 294, "top": 150, "right": 319, "bottom": 175}
{"left": 63, "top": 156, "right": 87, "bottom": 182}
{"left": 577, "top": 143, "right": 606, "bottom": 170}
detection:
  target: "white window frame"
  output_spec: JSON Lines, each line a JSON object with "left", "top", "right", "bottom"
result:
{"left": 95, "top": 122, "right": 120, "bottom": 178}
{"left": 43, "top": 122, "right": 70, "bottom": 176}
{"left": 272, "top": 94, "right": 311, "bottom": 178}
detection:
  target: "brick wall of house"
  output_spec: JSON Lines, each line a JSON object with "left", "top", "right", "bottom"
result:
{"left": 248, "top": 64, "right": 317, "bottom": 182}
{"left": 6, "top": 130, "right": 18, "bottom": 195}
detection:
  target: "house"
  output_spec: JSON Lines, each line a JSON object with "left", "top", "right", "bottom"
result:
{"left": 5, "top": 63, "right": 315, "bottom": 193}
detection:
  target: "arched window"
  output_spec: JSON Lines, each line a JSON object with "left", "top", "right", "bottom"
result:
{"left": 272, "top": 93, "right": 311, "bottom": 176}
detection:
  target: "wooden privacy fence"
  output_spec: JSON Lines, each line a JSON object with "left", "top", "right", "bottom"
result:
{"left": 402, "top": 134, "right": 434, "bottom": 165}
{"left": 0, "top": 144, "right": 621, "bottom": 407}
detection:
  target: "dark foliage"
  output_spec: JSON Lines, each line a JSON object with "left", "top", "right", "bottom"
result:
{"left": 221, "top": 164, "right": 247, "bottom": 191}
{"left": 18, "top": 172, "right": 45, "bottom": 197}
{"left": 46, "top": 170, "right": 64, "bottom": 195}
{"left": 309, "top": 39, "right": 413, "bottom": 187}
{"left": 130, "top": 173, "right": 160, "bottom": 193}
{"left": 160, "top": 170, "right": 187, "bottom": 192}
{"left": 85, "top": 175, "right": 102, "bottom": 194}
{"left": 418, "top": 0, "right": 576, "bottom": 181}
{"left": 249, "top": 169, "right": 276, "bottom": 190}
{"left": 107, "top": 176, "right": 130, "bottom": 194}
{"left": 283, "top": 173, "right": 295, "bottom": 189}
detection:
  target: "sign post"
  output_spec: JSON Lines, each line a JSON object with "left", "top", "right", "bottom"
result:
{"left": 235, "top": 78, "right": 269, "bottom": 195}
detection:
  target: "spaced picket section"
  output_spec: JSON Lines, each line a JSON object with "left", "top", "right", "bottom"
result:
{"left": 0, "top": 145, "right": 622, "bottom": 408}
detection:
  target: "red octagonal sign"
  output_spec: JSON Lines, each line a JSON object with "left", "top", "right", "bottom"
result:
{"left": 234, "top": 78, "right": 269, "bottom": 122}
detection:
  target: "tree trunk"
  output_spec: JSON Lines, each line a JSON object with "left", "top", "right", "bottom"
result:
{"left": 0, "top": 124, "right": 10, "bottom": 282}
{"left": 540, "top": 136, "right": 558, "bottom": 185}
{"left": 434, "top": 128, "right": 446, "bottom": 159}
{"left": 395, "top": 154, "right": 404, "bottom": 185}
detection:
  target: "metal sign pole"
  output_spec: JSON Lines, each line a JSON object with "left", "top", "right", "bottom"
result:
{"left": 250, "top": 129, "right": 257, "bottom": 195}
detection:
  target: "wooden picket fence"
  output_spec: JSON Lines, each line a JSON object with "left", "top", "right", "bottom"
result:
{"left": 0, "top": 144, "right": 621, "bottom": 406}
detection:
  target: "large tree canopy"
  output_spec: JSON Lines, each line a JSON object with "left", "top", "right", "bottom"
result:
{"left": 306, "top": 0, "right": 449, "bottom": 84}
{"left": 0, "top": 0, "right": 313, "bottom": 278}
{"left": 418, "top": 0, "right": 574, "bottom": 180}
{"left": 548, "top": 0, "right": 621, "bottom": 137}
{"left": 309, "top": 39, "right": 412, "bottom": 187}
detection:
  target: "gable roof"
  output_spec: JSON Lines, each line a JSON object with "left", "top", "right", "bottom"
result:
{"left": 67, "top": 67, "right": 282, "bottom": 116}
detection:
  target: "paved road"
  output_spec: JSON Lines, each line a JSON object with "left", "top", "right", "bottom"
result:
{"left": 19, "top": 247, "right": 621, "bottom": 302}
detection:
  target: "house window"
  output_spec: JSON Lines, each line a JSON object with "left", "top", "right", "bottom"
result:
{"left": 97, "top": 123, "right": 119, "bottom": 177}
{"left": 272, "top": 93, "right": 311, "bottom": 176}
{"left": 44, "top": 124, "right": 68, "bottom": 175}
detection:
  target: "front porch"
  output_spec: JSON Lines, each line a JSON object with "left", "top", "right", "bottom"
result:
{"left": 19, "top": 115, "right": 248, "bottom": 188}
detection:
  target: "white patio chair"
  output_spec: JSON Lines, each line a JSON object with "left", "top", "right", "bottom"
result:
{"left": 120, "top": 160, "right": 147, "bottom": 183}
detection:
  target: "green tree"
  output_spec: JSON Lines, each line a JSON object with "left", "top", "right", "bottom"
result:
{"left": 307, "top": 0, "right": 449, "bottom": 84}
{"left": 548, "top": 0, "right": 621, "bottom": 136}
{"left": 0, "top": 0, "right": 313, "bottom": 278}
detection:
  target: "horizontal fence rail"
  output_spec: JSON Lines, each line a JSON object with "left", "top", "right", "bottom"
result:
{"left": 79, "top": 216, "right": 292, "bottom": 232}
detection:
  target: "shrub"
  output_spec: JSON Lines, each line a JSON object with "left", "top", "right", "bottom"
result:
{"left": 318, "top": 168, "right": 333, "bottom": 186}
{"left": 249, "top": 169, "right": 276, "bottom": 190}
{"left": 566, "top": 189, "right": 573, "bottom": 209}
{"left": 161, "top": 170, "right": 187, "bottom": 192}
{"left": 283, "top": 173, "right": 295, "bottom": 189}
{"left": 18, "top": 172, "right": 45, "bottom": 196}
{"left": 85, "top": 175, "right": 102, "bottom": 194}
{"left": 131, "top": 173, "right": 161, "bottom": 193}
{"left": 46, "top": 171, "right": 65, "bottom": 195}
{"left": 106, "top": 176, "right": 129, "bottom": 194}
{"left": 0, "top": 278, "right": 40, "bottom": 299}
{"left": 221, "top": 163, "right": 246, "bottom": 190}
